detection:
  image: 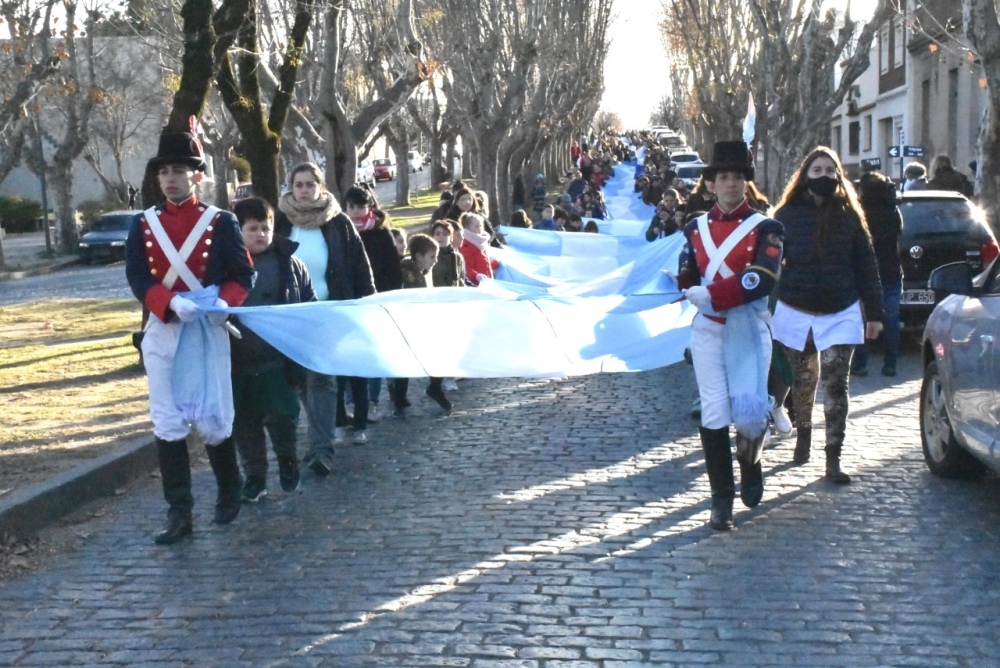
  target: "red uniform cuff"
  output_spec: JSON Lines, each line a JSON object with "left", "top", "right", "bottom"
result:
{"left": 219, "top": 282, "right": 249, "bottom": 308}
{"left": 707, "top": 278, "right": 743, "bottom": 311}
{"left": 145, "top": 285, "right": 175, "bottom": 322}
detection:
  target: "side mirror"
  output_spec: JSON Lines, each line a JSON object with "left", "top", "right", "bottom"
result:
{"left": 929, "top": 262, "right": 975, "bottom": 295}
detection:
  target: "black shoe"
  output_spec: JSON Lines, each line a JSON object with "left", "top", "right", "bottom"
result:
{"left": 154, "top": 514, "right": 193, "bottom": 545}
{"left": 851, "top": 364, "right": 868, "bottom": 377}
{"left": 738, "top": 460, "right": 763, "bottom": 508}
{"left": 277, "top": 457, "right": 300, "bottom": 492}
{"left": 309, "top": 451, "right": 332, "bottom": 476}
{"left": 241, "top": 475, "right": 267, "bottom": 502}
{"left": 710, "top": 500, "right": 733, "bottom": 531}
{"left": 881, "top": 364, "right": 897, "bottom": 377}
{"left": 392, "top": 406, "right": 407, "bottom": 419}
{"left": 425, "top": 386, "right": 452, "bottom": 413}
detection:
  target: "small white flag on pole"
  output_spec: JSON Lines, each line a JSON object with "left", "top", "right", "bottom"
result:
{"left": 742, "top": 93, "right": 756, "bottom": 145}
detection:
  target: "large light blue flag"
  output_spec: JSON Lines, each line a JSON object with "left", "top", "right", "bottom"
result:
{"left": 214, "top": 165, "right": 695, "bottom": 379}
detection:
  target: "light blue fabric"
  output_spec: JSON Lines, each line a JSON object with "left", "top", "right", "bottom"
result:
{"left": 724, "top": 298, "right": 771, "bottom": 439}
{"left": 171, "top": 285, "right": 231, "bottom": 435}
{"left": 221, "top": 167, "right": 697, "bottom": 379}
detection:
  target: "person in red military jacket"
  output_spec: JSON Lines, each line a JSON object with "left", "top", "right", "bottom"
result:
{"left": 125, "top": 123, "right": 255, "bottom": 545}
{"left": 675, "top": 140, "right": 784, "bottom": 532}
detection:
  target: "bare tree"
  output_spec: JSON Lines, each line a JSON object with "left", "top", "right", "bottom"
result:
{"left": 215, "top": 0, "right": 317, "bottom": 205}
{"left": 749, "top": 0, "right": 896, "bottom": 192}
{"left": 317, "top": 0, "right": 428, "bottom": 198}
{"left": 964, "top": 0, "right": 1000, "bottom": 226}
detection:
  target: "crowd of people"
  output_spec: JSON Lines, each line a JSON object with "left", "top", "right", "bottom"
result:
{"left": 127, "top": 114, "right": 978, "bottom": 543}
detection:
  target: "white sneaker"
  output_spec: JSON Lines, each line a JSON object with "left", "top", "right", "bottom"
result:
{"left": 770, "top": 405, "right": 792, "bottom": 437}
{"left": 353, "top": 431, "right": 367, "bottom": 445}
{"left": 344, "top": 402, "right": 354, "bottom": 420}
{"left": 369, "top": 404, "right": 380, "bottom": 422}
{"left": 443, "top": 379, "right": 459, "bottom": 392}
{"left": 333, "top": 427, "right": 347, "bottom": 444}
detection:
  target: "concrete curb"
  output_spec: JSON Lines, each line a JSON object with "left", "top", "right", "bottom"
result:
{"left": 0, "top": 436, "right": 157, "bottom": 542}
{"left": 0, "top": 256, "right": 81, "bottom": 282}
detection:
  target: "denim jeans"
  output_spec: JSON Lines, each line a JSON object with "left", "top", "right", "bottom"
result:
{"left": 854, "top": 280, "right": 902, "bottom": 368}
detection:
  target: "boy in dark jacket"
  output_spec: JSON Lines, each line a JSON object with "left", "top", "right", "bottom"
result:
{"left": 231, "top": 198, "right": 316, "bottom": 501}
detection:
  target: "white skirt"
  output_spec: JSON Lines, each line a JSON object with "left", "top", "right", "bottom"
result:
{"left": 771, "top": 300, "right": 864, "bottom": 352}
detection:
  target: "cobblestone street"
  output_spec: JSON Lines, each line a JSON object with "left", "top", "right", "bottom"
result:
{"left": 2, "top": 346, "right": 999, "bottom": 666}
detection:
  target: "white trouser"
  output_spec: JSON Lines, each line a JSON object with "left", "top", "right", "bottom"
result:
{"left": 691, "top": 313, "right": 772, "bottom": 430}
{"left": 141, "top": 315, "right": 233, "bottom": 444}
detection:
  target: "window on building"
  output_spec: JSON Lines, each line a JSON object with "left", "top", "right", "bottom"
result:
{"left": 894, "top": 20, "right": 904, "bottom": 70}
{"left": 880, "top": 25, "right": 889, "bottom": 74}
{"left": 832, "top": 126, "right": 843, "bottom": 155}
{"left": 863, "top": 115, "right": 873, "bottom": 152}
{"left": 848, "top": 121, "right": 861, "bottom": 155}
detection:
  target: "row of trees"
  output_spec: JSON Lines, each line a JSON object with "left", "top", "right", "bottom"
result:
{"left": 0, "top": 0, "right": 615, "bottom": 252}
{"left": 656, "top": 0, "right": 1000, "bottom": 225}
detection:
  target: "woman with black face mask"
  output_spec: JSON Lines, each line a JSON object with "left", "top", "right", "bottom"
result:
{"left": 769, "top": 146, "right": 884, "bottom": 484}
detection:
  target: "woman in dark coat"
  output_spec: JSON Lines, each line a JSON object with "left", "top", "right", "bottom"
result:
{"left": 275, "top": 163, "right": 376, "bottom": 471}
{"left": 770, "top": 146, "right": 884, "bottom": 484}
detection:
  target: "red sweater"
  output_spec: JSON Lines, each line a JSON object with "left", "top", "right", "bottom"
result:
{"left": 459, "top": 240, "right": 498, "bottom": 286}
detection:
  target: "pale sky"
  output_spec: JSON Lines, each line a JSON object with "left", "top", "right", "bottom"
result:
{"left": 600, "top": 0, "right": 879, "bottom": 130}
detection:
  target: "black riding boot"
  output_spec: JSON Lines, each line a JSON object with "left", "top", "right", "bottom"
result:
{"left": 700, "top": 427, "right": 735, "bottom": 531}
{"left": 793, "top": 426, "right": 811, "bottom": 465}
{"left": 735, "top": 432, "right": 765, "bottom": 508}
{"left": 825, "top": 442, "right": 851, "bottom": 484}
{"left": 206, "top": 438, "right": 242, "bottom": 524}
{"left": 155, "top": 438, "right": 193, "bottom": 545}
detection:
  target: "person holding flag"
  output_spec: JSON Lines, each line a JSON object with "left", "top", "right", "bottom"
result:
{"left": 675, "top": 135, "right": 784, "bottom": 532}
{"left": 126, "top": 120, "right": 255, "bottom": 545}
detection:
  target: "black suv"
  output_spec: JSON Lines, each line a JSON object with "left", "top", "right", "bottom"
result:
{"left": 897, "top": 191, "right": 999, "bottom": 328}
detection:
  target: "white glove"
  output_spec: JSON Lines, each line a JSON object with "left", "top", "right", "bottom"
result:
{"left": 206, "top": 298, "right": 229, "bottom": 326}
{"left": 475, "top": 273, "right": 488, "bottom": 284}
{"left": 683, "top": 285, "right": 713, "bottom": 310}
{"left": 169, "top": 295, "right": 199, "bottom": 323}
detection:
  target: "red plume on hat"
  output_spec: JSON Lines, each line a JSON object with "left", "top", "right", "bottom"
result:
{"left": 150, "top": 116, "right": 207, "bottom": 172}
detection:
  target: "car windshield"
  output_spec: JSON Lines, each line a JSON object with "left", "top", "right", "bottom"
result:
{"left": 900, "top": 199, "right": 983, "bottom": 235}
{"left": 91, "top": 215, "right": 133, "bottom": 232}
{"left": 676, "top": 166, "right": 704, "bottom": 178}
{"left": 375, "top": 159, "right": 391, "bottom": 166}
{"left": 672, "top": 154, "right": 698, "bottom": 163}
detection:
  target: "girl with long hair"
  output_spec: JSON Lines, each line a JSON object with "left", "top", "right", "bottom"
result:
{"left": 771, "top": 147, "right": 884, "bottom": 484}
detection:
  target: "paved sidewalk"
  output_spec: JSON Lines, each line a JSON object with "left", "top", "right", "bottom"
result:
{"left": 1, "top": 349, "right": 1000, "bottom": 666}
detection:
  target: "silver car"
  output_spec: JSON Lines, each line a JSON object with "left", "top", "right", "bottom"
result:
{"left": 920, "top": 259, "right": 1000, "bottom": 477}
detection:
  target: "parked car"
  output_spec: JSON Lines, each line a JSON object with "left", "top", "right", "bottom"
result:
{"left": 357, "top": 159, "right": 376, "bottom": 188}
{"left": 79, "top": 211, "right": 139, "bottom": 264}
{"left": 674, "top": 163, "right": 705, "bottom": 189}
{"left": 406, "top": 150, "right": 423, "bottom": 172}
{"left": 897, "top": 190, "right": 999, "bottom": 328}
{"left": 373, "top": 158, "right": 396, "bottom": 182}
{"left": 668, "top": 150, "right": 701, "bottom": 167}
{"left": 919, "top": 258, "right": 1000, "bottom": 478}
{"left": 231, "top": 182, "right": 253, "bottom": 204}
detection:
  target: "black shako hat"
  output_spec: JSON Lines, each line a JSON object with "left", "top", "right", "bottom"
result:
{"left": 149, "top": 118, "right": 207, "bottom": 172}
{"left": 703, "top": 140, "right": 754, "bottom": 182}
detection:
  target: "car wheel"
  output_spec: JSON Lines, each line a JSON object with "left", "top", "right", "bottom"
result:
{"left": 80, "top": 251, "right": 92, "bottom": 265}
{"left": 920, "top": 360, "right": 986, "bottom": 478}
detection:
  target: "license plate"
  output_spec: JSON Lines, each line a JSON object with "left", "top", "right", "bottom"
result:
{"left": 901, "top": 289, "right": 935, "bottom": 304}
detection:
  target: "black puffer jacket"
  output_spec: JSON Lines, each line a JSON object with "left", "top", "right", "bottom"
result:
{"left": 774, "top": 195, "right": 885, "bottom": 322}
{"left": 275, "top": 210, "right": 375, "bottom": 301}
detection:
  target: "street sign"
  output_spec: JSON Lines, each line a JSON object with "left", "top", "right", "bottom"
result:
{"left": 888, "top": 146, "right": 901, "bottom": 158}
{"left": 903, "top": 146, "right": 925, "bottom": 157}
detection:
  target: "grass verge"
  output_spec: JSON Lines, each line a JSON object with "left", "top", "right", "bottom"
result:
{"left": 0, "top": 299, "right": 149, "bottom": 499}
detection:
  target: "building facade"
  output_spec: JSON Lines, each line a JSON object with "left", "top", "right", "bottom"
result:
{"left": 830, "top": 0, "right": 985, "bottom": 183}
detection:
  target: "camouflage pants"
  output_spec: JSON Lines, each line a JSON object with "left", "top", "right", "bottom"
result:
{"left": 781, "top": 333, "right": 854, "bottom": 450}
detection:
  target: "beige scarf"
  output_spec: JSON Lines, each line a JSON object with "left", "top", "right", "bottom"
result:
{"left": 278, "top": 191, "right": 341, "bottom": 230}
